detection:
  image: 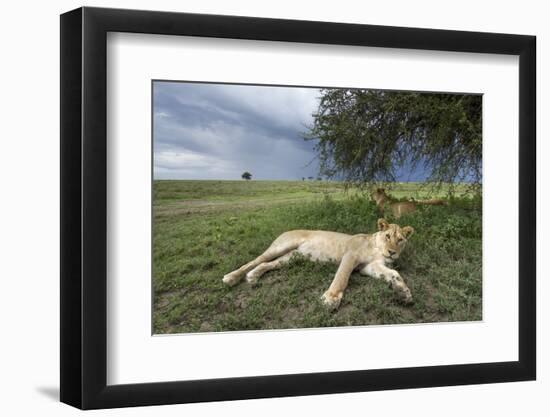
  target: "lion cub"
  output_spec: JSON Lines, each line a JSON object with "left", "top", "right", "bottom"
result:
{"left": 222, "top": 218, "right": 414, "bottom": 309}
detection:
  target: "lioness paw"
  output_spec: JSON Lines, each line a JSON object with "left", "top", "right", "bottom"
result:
{"left": 222, "top": 272, "right": 241, "bottom": 286}
{"left": 321, "top": 291, "right": 342, "bottom": 310}
{"left": 398, "top": 287, "right": 413, "bottom": 304}
{"left": 245, "top": 271, "right": 259, "bottom": 285}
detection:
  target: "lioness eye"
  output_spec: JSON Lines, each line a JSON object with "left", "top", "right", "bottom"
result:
{"left": 386, "top": 234, "right": 390, "bottom": 240}
{"left": 398, "top": 238, "right": 404, "bottom": 243}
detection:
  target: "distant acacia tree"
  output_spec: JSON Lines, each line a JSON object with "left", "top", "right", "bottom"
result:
{"left": 241, "top": 171, "right": 252, "bottom": 180}
{"left": 305, "top": 89, "right": 482, "bottom": 190}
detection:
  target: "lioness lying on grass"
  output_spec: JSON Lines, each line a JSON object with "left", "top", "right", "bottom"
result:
{"left": 222, "top": 218, "right": 414, "bottom": 309}
{"left": 371, "top": 187, "right": 446, "bottom": 219}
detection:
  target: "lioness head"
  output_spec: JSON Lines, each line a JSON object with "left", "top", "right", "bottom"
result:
{"left": 377, "top": 218, "right": 414, "bottom": 260}
{"left": 371, "top": 188, "right": 387, "bottom": 204}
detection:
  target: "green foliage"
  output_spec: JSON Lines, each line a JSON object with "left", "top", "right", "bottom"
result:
{"left": 153, "top": 180, "right": 482, "bottom": 334}
{"left": 305, "top": 89, "right": 482, "bottom": 189}
{"left": 241, "top": 171, "right": 252, "bottom": 180}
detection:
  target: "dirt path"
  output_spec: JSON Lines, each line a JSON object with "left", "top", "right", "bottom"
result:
{"left": 154, "top": 193, "right": 344, "bottom": 216}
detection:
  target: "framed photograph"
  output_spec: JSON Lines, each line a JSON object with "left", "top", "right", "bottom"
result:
{"left": 60, "top": 6, "right": 536, "bottom": 410}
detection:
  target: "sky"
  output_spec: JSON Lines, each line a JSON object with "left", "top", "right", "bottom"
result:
{"left": 152, "top": 81, "right": 438, "bottom": 182}
{"left": 153, "top": 81, "right": 322, "bottom": 180}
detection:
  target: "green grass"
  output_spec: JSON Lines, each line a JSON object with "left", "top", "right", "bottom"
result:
{"left": 153, "top": 180, "right": 482, "bottom": 334}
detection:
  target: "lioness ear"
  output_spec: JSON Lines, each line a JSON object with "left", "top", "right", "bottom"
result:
{"left": 377, "top": 218, "right": 390, "bottom": 231}
{"left": 402, "top": 226, "right": 414, "bottom": 239}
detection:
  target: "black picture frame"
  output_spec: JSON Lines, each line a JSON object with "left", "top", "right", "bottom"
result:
{"left": 60, "top": 6, "right": 536, "bottom": 410}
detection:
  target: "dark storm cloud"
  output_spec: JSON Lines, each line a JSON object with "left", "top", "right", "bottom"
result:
{"left": 155, "top": 83, "right": 309, "bottom": 146}
{"left": 153, "top": 81, "right": 322, "bottom": 180}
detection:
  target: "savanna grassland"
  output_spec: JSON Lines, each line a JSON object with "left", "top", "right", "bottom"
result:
{"left": 153, "top": 180, "right": 482, "bottom": 334}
